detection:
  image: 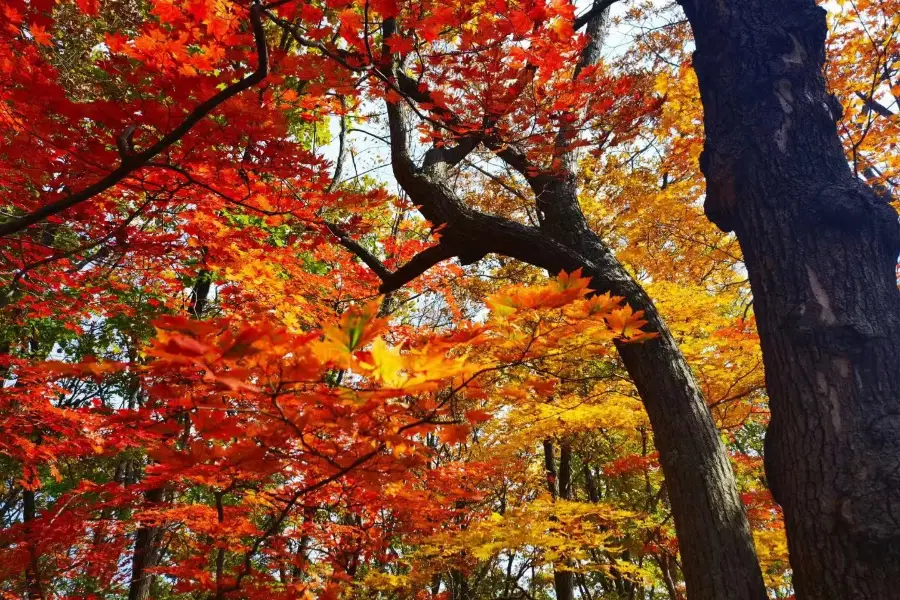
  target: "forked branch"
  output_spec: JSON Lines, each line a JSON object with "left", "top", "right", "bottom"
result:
{"left": 326, "top": 222, "right": 457, "bottom": 293}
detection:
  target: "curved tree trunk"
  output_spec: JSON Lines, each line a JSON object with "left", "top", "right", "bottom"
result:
{"left": 353, "top": 123, "right": 768, "bottom": 596}
{"left": 530, "top": 174, "right": 766, "bottom": 600}
{"left": 381, "top": 112, "right": 768, "bottom": 599}
{"left": 680, "top": 0, "right": 900, "bottom": 596}
{"left": 492, "top": 7, "right": 767, "bottom": 593}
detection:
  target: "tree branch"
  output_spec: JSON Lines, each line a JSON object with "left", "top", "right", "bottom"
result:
{"left": 380, "top": 243, "right": 458, "bottom": 293}
{"left": 422, "top": 136, "right": 482, "bottom": 169}
{"left": 325, "top": 222, "right": 392, "bottom": 282}
{"left": 855, "top": 90, "right": 895, "bottom": 118}
{"left": 0, "top": 3, "right": 269, "bottom": 238}
{"left": 327, "top": 98, "right": 350, "bottom": 193}
{"left": 9, "top": 197, "right": 154, "bottom": 287}
{"left": 326, "top": 221, "right": 458, "bottom": 293}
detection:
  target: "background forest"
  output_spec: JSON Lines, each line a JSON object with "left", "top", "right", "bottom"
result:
{"left": 0, "top": 0, "right": 898, "bottom": 598}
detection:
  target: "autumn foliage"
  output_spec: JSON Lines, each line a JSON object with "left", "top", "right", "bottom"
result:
{"left": 0, "top": 0, "right": 893, "bottom": 598}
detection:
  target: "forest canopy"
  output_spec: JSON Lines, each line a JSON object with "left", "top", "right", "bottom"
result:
{"left": 1, "top": 0, "right": 899, "bottom": 598}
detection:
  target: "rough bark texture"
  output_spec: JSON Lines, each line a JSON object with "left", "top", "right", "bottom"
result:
{"left": 680, "top": 0, "right": 900, "bottom": 596}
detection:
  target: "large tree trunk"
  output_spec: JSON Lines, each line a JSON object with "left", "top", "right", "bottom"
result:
{"left": 680, "top": 0, "right": 900, "bottom": 596}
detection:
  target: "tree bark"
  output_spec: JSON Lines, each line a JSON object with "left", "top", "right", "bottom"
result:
{"left": 127, "top": 487, "right": 164, "bottom": 600}
{"left": 680, "top": 0, "right": 900, "bottom": 596}
{"left": 555, "top": 442, "right": 575, "bottom": 600}
{"left": 23, "top": 489, "right": 43, "bottom": 600}
{"left": 544, "top": 439, "right": 560, "bottom": 499}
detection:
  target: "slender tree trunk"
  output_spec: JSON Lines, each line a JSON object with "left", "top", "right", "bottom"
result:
{"left": 555, "top": 442, "right": 575, "bottom": 600}
{"left": 129, "top": 273, "right": 211, "bottom": 600}
{"left": 584, "top": 464, "right": 601, "bottom": 503}
{"left": 657, "top": 553, "right": 684, "bottom": 600}
{"left": 450, "top": 568, "right": 470, "bottom": 600}
{"left": 544, "top": 439, "right": 559, "bottom": 499}
{"left": 558, "top": 442, "right": 572, "bottom": 501}
{"left": 293, "top": 504, "right": 317, "bottom": 580}
{"left": 680, "top": 0, "right": 900, "bottom": 596}
{"left": 127, "top": 487, "right": 164, "bottom": 600}
{"left": 543, "top": 440, "right": 575, "bottom": 600}
{"left": 23, "top": 489, "right": 42, "bottom": 600}
{"left": 604, "top": 244, "right": 763, "bottom": 600}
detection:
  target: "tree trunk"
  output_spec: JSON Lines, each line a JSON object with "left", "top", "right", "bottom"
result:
{"left": 543, "top": 440, "right": 575, "bottom": 600}
{"left": 555, "top": 442, "right": 575, "bottom": 600}
{"left": 128, "top": 487, "right": 164, "bottom": 600}
{"left": 680, "top": 0, "right": 900, "bottom": 596}
{"left": 130, "top": 273, "right": 210, "bottom": 599}
{"left": 604, "top": 268, "right": 764, "bottom": 600}
{"left": 584, "top": 464, "right": 601, "bottom": 503}
{"left": 544, "top": 439, "right": 560, "bottom": 499}
{"left": 385, "top": 133, "right": 767, "bottom": 600}
{"left": 530, "top": 172, "right": 767, "bottom": 600}
{"left": 558, "top": 442, "right": 572, "bottom": 501}
{"left": 23, "top": 489, "right": 42, "bottom": 600}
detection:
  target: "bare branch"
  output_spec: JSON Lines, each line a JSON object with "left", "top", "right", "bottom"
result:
{"left": 116, "top": 125, "right": 138, "bottom": 160}
{"left": 855, "top": 90, "right": 895, "bottom": 117}
{"left": 327, "top": 99, "right": 349, "bottom": 193}
{"left": 379, "top": 243, "right": 458, "bottom": 293}
{"left": 422, "top": 136, "right": 482, "bottom": 169}
{"left": 326, "top": 222, "right": 457, "bottom": 293}
{"left": 325, "top": 222, "right": 393, "bottom": 281}
{"left": 9, "top": 198, "right": 154, "bottom": 287}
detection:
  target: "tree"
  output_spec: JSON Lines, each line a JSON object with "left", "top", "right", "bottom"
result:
{"left": 678, "top": 0, "right": 900, "bottom": 595}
